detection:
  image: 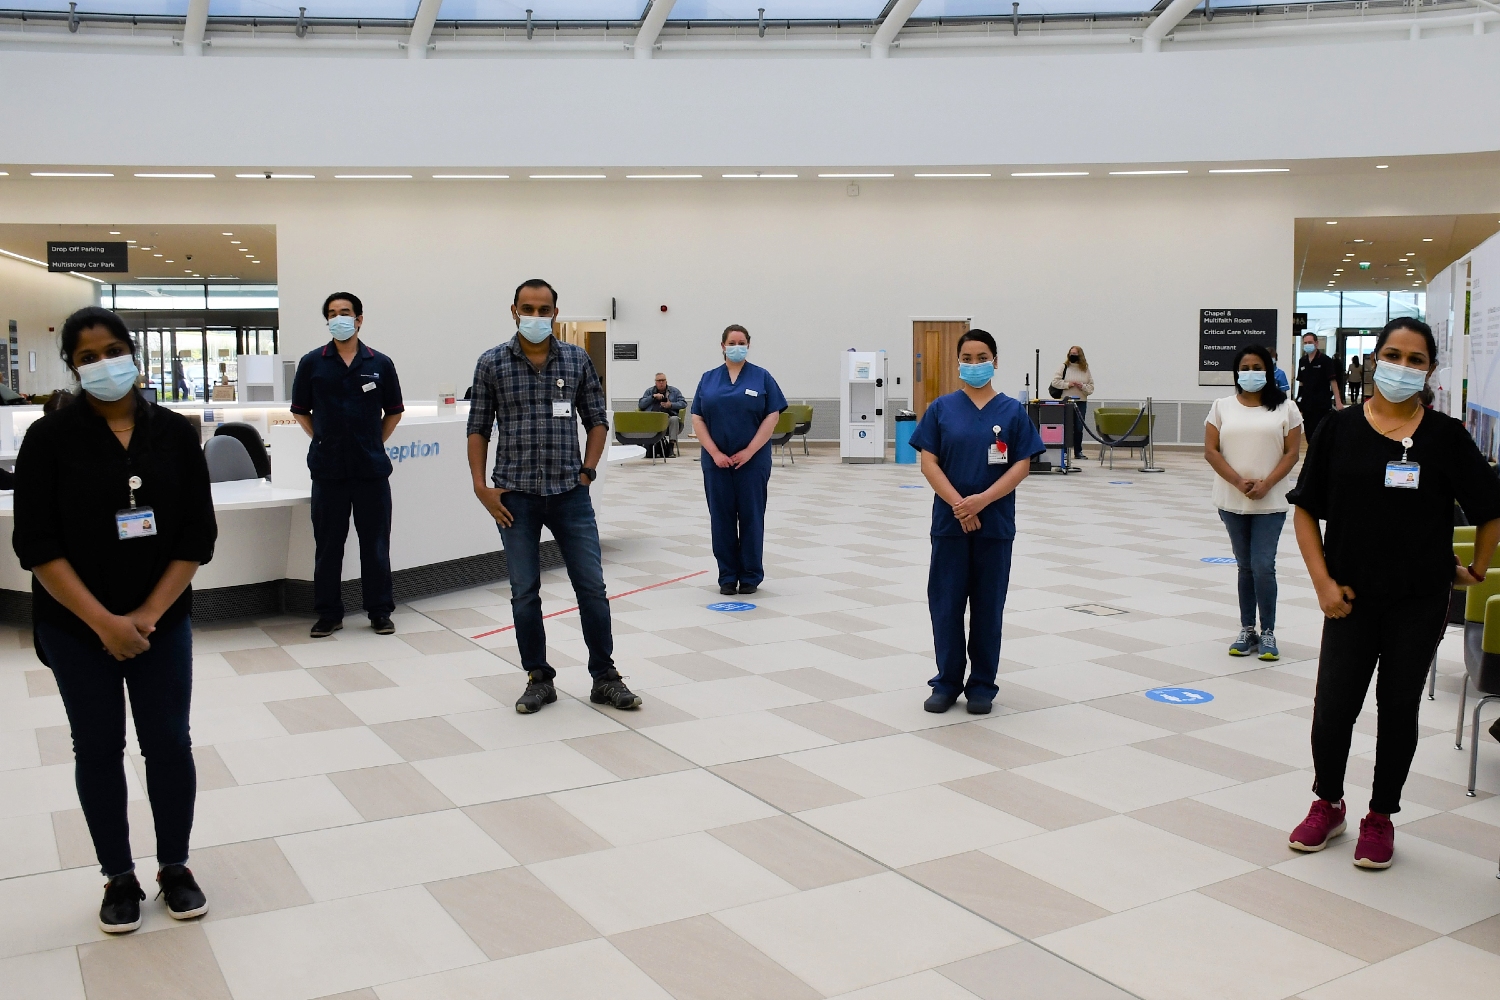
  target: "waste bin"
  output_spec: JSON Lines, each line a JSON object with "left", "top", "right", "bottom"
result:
{"left": 894, "top": 411, "right": 918, "bottom": 464}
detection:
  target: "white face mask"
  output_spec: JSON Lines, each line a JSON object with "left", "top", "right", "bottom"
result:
{"left": 518, "top": 316, "right": 552, "bottom": 344}
{"left": 328, "top": 315, "right": 357, "bottom": 341}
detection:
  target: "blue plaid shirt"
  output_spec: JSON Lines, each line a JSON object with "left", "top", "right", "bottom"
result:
{"left": 466, "top": 335, "right": 608, "bottom": 496}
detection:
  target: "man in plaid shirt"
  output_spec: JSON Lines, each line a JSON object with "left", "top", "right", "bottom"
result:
{"left": 466, "top": 279, "right": 642, "bottom": 714}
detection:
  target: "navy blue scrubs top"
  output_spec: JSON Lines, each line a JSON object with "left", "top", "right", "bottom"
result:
{"left": 909, "top": 391, "right": 1045, "bottom": 539}
{"left": 290, "top": 341, "right": 405, "bottom": 481}
{"left": 691, "top": 362, "right": 788, "bottom": 470}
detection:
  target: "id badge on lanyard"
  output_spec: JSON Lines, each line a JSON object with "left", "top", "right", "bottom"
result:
{"left": 552, "top": 378, "right": 572, "bottom": 418}
{"left": 1384, "top": 436, "right": 1419, "bottom": 490}
{"left": 115, "top": 475, "right": 157, "bottom": 540}
{"left": 987, "top": 424, "right": 1009, "bottom": 466}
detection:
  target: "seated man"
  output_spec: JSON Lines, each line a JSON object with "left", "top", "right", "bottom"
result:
{"left": 638, "top": 372, "right": 687, "bottom": 456}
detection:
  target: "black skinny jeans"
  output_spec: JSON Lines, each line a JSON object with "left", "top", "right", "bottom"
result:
{"left": 1311, "top": 590, "right": 1448, "bottom": 815}
{"left": 37, "top": 617, "right": 197, "bottom": 877}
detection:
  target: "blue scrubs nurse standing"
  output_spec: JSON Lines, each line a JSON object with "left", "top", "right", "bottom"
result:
{"left": 691, "top": 324, "right": 788, "bottom": 596}
{"left": 910, "top": 329, "right": 1045, "bottom": 715}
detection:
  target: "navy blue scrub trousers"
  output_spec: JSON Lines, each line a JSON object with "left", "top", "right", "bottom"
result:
{"left": 703, "top": 457, "right": 770, "bottom": 588}
{"left": 928, "top": 533, "right": 1013, "bottom": 704}
{"left": 311, "top": 476, "right": 394, "bottom": 621}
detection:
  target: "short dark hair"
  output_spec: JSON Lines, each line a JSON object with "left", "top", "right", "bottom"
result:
{"left": 1231, "top": 344, "right": 1287, "bottom": 410}
{"left": 42, "top": 389, "right": 75, "bottom": 413}
{"left": 956, "top": 329, "right": 998, "bottom": 358}
{"left": 721, "top": 324, "right": 750, "bottom": 345}
{"left": 1375, "top": 317, "right": 1437, "bottom": 366}
{"left": 60, "top": 307, "right": 134, "bottom": 368}
{"left": 513, "top": 279, "right": 558, "bottom": 307}
{"left": 323, "top": 292, "right": 362, "bottom": 318}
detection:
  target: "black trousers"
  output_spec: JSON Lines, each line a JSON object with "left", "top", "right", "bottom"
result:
{"left": 1299, "top": 403, "right": 1331, "bottom": 444}
{"left": 1311, "top": 590, "right": 1448, "bottom": 815}
{"left": 311, "top": 476, "right": 394, "bottom": 621}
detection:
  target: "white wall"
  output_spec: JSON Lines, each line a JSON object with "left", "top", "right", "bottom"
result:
{"left": 2, "top": 162, "right": 1498, "bottom": 405}
{"left": 0, "top": 256, "right": 97, "bottom": 394}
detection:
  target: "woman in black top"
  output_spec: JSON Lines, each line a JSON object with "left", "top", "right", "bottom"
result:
{"left": 1286, "top": 317, "right": 1500, "bottom": 870}
{"left": 13, "top": 307, "right": 217, "bottom": 933}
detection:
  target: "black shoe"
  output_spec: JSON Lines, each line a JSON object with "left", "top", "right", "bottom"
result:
{"left": 515, "top": 672, "right": 557, "bottom": 714}
{"left": 924, "top": 691, "right": 958, "bottom": 714}
{"left": 966, "top": 699, "right": 993, "bottom": 715}
{"left": 370, "top": 616, "right": 395, "bottom": 635}
{"left": 738, "top": 583, "right": 758, "bottom": 595}
{"left": 1490, "top": 716, "right": 1500, "bottom": 743}
{"left": 156, "top": 864, "right": 208, "bottom": 920}
{"left": 591, "top": 671, "right": 643, "bottom": 710}
{"left": 99, "top": 872, "right": 144, "bottom": 934}
{"left": 719, "top": 584, "right": 738, "bottom": 596}
{"left": 310, "top": 619, "right": 343, "bottom": 639}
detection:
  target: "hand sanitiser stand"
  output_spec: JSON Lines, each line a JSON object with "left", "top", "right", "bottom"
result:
{"left": 840, "top": 350, "right": 888, "bottom": 463}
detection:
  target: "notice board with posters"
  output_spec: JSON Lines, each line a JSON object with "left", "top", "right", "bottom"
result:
{"left": 1199, "top": 309, "right": 1277, "bottom": 386}
{"left": 1465, "top": 234, "right": 1500, "bottom": 461}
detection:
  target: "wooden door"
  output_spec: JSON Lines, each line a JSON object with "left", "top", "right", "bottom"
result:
{"left": 912, "top": 320, "right": 969, "bottom": 418}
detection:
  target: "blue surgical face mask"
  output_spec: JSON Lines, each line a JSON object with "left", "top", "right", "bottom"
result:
{"left": 958, "top": 362, "right": 994, "bottom": 388}
{"left": 1236, "top": 370, "right": 1267, "bottom": 393}
{"left": 1302, "top": 342, "right": 1316, "bottom": 355}
{"left": 77, "top": 355, "right": 139, "bottom": 402}
{"left": 724, "top": 344, "right": 749, "bottom": 364}
{"left": 1373, "top": 359, "right": 1428, "bottom": 404}
{"left": 328, "top": 315, "right": 357, "bottom": 341}
{"left": 517, "top": 316, "right": 552, "bottom": 344}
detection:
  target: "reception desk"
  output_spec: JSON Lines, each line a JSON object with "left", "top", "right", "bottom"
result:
{"left": 0, "top": 401, "right": 641, "bottom": 624}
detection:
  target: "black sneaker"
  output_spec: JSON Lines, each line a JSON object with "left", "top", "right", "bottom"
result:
{"left": 966, "top": 699, "right": 993, "bottom": 715}
{"left": 738, "top": 583, "right": 758, "bottom": 595}
{"left": 156, "top": 864, "right": 208, "bottom": 920}
{"left": 924, "top": 691, "right": 958, "bottom": 714}
{"left": 719, "top": 584, "right": 738, "bottom": 595}
{"left": 515, "top": 672, "right": 557, "bottom": 714}
{"left": 370, "top": 616, "right": 395, "bottom": 635}
{"left": 591, "top": 672, "right": 643, "bottom": 710}
{"left": 310, "top": 619, "right": 343, "bottom": 639}
{"left": 99, "top": 872, "right": 145, "bottom": 934}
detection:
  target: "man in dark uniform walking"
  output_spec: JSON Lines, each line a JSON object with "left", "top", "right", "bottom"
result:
{"left": 1296, "top": 332, "right": 1343, "bottom": 443}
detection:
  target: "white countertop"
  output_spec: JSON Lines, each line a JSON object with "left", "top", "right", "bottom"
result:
{"left": 0, "top": 479, "right": 311, "bottom": 516}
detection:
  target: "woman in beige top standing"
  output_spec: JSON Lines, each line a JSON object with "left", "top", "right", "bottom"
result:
{"left": 1050, "top": 346, "right": 1094, "bottom": 459}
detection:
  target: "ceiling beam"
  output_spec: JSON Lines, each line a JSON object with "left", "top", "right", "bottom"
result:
{"left": 408, "top": 0, "right": 444, "bottom": 59}
{"left": 870, "top": 0, "right": 922, "bottom": 59}
{"left": 1141, "top": 0, "right": 1201, "bottom": 52}
{"left": 634, "top": 0, "right": 676, "bottom": 60}
{"left": 182, "top": 0, "right": 209, "bottom": 56}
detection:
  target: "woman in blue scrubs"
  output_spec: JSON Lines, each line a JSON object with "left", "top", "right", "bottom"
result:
{"left": 910, "top": 329, "right": 1045, "bottom": 714}
{"left": 691, "top": 324, "right": 788, "bottom": 596}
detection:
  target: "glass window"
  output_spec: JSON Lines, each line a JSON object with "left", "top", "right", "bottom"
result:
{"left": 914, "top": 0, "right": 1151, "bottom": 16}
{"left": 113, "top": 284, "right": 206, "bottom": 310}
{"left": 1340, "top": 292, "right": 1389, "bottom": 331}
{"left": 438, "top": 0, "right": 647, "bottom": 17}
{"left": 1389, "top": 291, "right": 1425, "bottom": 320}
{"left": 669, "top": 1, "right": 888, "bottom": 19}
{"left": 1295, "top": 292, "right": 1340, "bottom": 338}
{"left": 208, "top": 284, "right": 280, "bottom": 310}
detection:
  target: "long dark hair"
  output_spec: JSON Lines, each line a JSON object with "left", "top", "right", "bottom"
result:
{"left": 1374, "top": 317, "right": 1437, "bottom": 406}
{"left": 1232, "top": 344, "right": 1286, "bottom": 411}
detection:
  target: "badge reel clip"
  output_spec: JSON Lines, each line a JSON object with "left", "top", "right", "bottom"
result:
{"left": 553, "top": 378, "right": 572, "bottom": 419}
{"left": 116, "top": 475, "right": 157, "bottom": 540}
{"left": 988, "top": 424, "right": 1009, "bottom": 467}
{"left": 1384, "top": 436, "right": 1419, "bottom": 490}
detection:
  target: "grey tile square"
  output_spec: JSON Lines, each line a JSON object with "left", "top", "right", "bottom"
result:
{"left": 649, "top": 652, "right": 749, "bottom": 681}
{"left": 223, "top": 646, "right": 303, "bottom": 674}
{"left": 565, "top": 730, "right": 695, "bottom": 779}
{"left": 1060, "top": 628, "right": 1165, "bottom": 654}
{"left": 36, "top": 725, "right": 73, "bottom": 766}
{"left": 1090, "top": 652, "right": 1212, "bottom": 685}
{"left": 771, "top": 702, "right": 900, "bottom": 743}
{"left": 78, "top": 924, "right": 233, "bottom": 1000}
{"left": 903, "top": 851, "right": 1109, "bottom": 939}
{"left": 918, "top": 723, "right": 1061, "bottom": 769}
{"left": 463, "top": 795, "right": 611, "bottom": 864}
{"left": 399, "top": 630, "right": 483, "bottom": 656}
{"left": 610, "top": 914, "right": 820, "bottom": 1000}
{"left": 327, "top": 762, "right": 456, "bottom": 821}
{"left": 423, "top": 608, "right": 500, "bottom": 629}
{"left": 710, "top": 757, "right": 861, "bottom": 813}
{"left": 765, "top": 667, "right": 878, "bottom": 701}
{"left": 806, "top": 634, "right": 907, "bottom": 660}
{"left": 653, "top": 627, "right": 746, "bottom": 653}
{"left": 798, "top": 611, "right": 887, "bottom": 634}
{"left": 1135, "top": 734, "right": 1293, "bottom": 781}
{"left": 193, "top": 746, "right": 238, "bottom": 791}
{"left": 1400, "top": 812, "right": 1500, "bottom": 860}
{"left": 265, "top": 695, "right": 366, "bottom": 734}
{"left": 426, "top": 867, "right": 598, "bottom": 959}
{"left": 1087, "top": 694, "right": 1220, "bottom": 733}
{"left": 940, "top": 943, "right": 1133, "bottom": 1000}
{"left": 307, "top": 662, "right": 398, "bottom": 695}
{"left": 54, "top": 800, "right": 156, "bottom": 869}
{"left": 945, "top": 770, "right": 1114, "bottom": 831}
{"left": 371, "top": 717, "right": 483, "bottom": 761}
{"left": 25, "top": 668, "right": 59, "bottom": 697}
{"left": 709, "top": 815, "right": 882, "bottom": 890}
{"left": 1129, "top": 798, "right": 1291, "bottom": 867}
{"left": 1343, "top": 756, "right": 1490, "bottom": 811}
{"left": 194, "top": 838, "right": 315, "bottom": 921}
{"left": 1450, "top": 912, "right": 1500, "bottom": 958}
{"left": 991, "top": 680, "right": 1071, "bottom": 713}
{"left": 260, "top": 624, "right": 320, "bottom": 646}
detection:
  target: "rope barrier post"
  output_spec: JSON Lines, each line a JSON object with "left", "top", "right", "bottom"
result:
{"left": 1139, "top": 396, "right": 1165, "bottom": 473}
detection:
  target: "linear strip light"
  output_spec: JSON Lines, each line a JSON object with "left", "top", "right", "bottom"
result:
{"left": 722, "top": 173, "right": 798, "bottom": 179}
{"left": 530, "top": 174, "right": 607, "bottom": 179}
{"left": 134, "top": 173, "right": 216, "bottom": 179}
{"left": 915, "top": 173, "right": 992, "bottom": 178}
{"left": 334, "top": 174, "right": 413, "bottom": 180}
{"left": 235, "top": 173, "right": 317, "bottom": 179}
{"left": 31, "top": 172, "right": 114, "bottom": 178}
{"left": 1108, "top": 170, "right": 1188, "bottom": 176}
{"left": 72, "top": 273, "right": 107, "bottom": 283}
{"left": 1208, "top": 168, "right": 1290, "bottom": 174}
{"left": 0, "top": 247, "right": 47, "bottom": 267}
{"left": 432, "top": 174, "right": 510, "bottom": 179}
{"left": 818, "top": 173, "right": 894, "bottom": 178}
{"left": 1012, "top": 172, "right": 1089, "bottom": 177}
{"left": 625, "top": 174, "right": 703, "bottom": 179}
{"left": 0, "top": 172, "right": 8, "bottom": 176}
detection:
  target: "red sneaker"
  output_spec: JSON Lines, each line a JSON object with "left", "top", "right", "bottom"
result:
{"left": 1289, "top": 798, "right": 1347, "bottom": 852}
{"left": 1353, "top": 812, "right": 1395, "bottom": 869}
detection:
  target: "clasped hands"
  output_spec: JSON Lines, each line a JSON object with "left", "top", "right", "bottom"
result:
{"left": 951, "top": 493, "right": 991, "bottom": 534}
{"left": 1236, "top": 476, "right": 1271, "bottom": 501}
{"left": 98, "top": 609, "right": 159, "bottom": 661}
{"left": 709, "top": 449, "right": 753, "bottom": 469}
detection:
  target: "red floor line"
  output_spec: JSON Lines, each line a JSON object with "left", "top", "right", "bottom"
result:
{"left": 467, "top": 569, "right": 709, "bottom": 639}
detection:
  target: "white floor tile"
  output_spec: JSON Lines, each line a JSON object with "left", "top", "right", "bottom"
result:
{"left": 1179, "top": 676, "right": 1313, "bottom": 721}
{"left": 0, "top": 762, "right": 80, "bottom": 819}
{"left": 337, "top": 680, "right": 501, "bottom": 726}
{"left": 649, "top": 676, "right": 818, "bottom": 719}
{"left": 982, "top": 703, "right": 1172, "bottom": 756}
{"left": 640, "top": 711, "right": 834, "bottom": 767}
{"left": 191, "top": 775, "right": 364, "bottom": 848}
{"left": 215, "top": 727, "right": 403, "bottom": 785}
{"left": 1189, "top": 712, "right": 1348, "bottom": 769}
{"left": 784, "top": 733, "right": 995, "bottom": 797}
{"left": 816, "top": 655, "right": 941, "bottom": 694}
{"left": 375, "top": 938, "right": 672, "bottom": 1000}
{"left": 0, "top": 729, "right": 40, "bottom": 772}
{"left": 1193, "top": 769, "right": 1436, "bottom": 832}
{"left": 1002, "top": 662, "right": 1159, "bottom": 700}
{"left": 833, "top": 688, "right": 994, "bottom": 731}
{"left": 446, "top": 698, "right": 626, "bottom": 751}
{"left": 1300, "top": 936, "right": 1500, "bottom": 1000}
{"left": 997, "top": 635, "right": 1124, "bottom": 669}
{"left": 0, "top": 865, "right": 177, "bottom": 959}
{"left": 704, "top": 617, "right": 841, "bottom": 646}
{"left": 799, "top": 785, "right": 1044, "bottom": 868}
{"left": 0, "top": 813, "right": 60, "bottom": 879}
{"left": 0, "top": 947, "right": 85, "bottom": 1000}
{"left": 550, "top": 768, "right": 778, "bottom": 845}
{"left": 1014, "top": 745, "right": 1235, "bottom": 812}
{"left": 280, "top": 634, "right": 421, "bottom": 669}
{"left": 829, "top": 969, "right": 983, "bottom": 1000}
{"left": 412, "top": 743, "right": 617, "bottom": 806}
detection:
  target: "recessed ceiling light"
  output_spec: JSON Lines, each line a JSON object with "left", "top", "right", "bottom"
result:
{"left": 722, "top": 174, "right": 798, "bottom": 179}
{"left": 529, "top": 174, "right": 607, "bottom": 180}
{"left": 31, "top": 172, "right": 114, "bottom": 178}
{"left": 222, "top": 232, "right": 233, "bottom": 235}
{"left": 1326, "top": 221, "right": 1338, "bottom": 225}
{"left": 915, "top": 173, "right": 993, "bottom": 178}
{"left": 1208, "top": 168, "right": 1290, "bottom": 174}
{"left": 1376, "top": 164, "right": 1389, "bottom": 169}
{"left": 153, "top": 254, "right": 163, "bottom": 257}
{"left": 230, "top": 241, "right": 241, "bottom": 244}
{"left": 333, "top": 174, "right": 413, "bottom": 180}
{"left": 164, "top": 260, "right": 174, "bottom": 263}
{"left": 1353, "top": 239, "right": 1365, "bottom": 243}
{"left": 1335, "top": 269, "right": 1344, "bottom": 272}
{"left": 134, "top": 173, "right": 216, "bottom": 179}
{"left": 625, "top": 174, "right": 703, "bottom": 180}
{"left": 1107, "top": 170, "right": 1188, "bottom": 176}
{"left": 818, "top": 173, "right": 895, "bottom": 178}
{"left": 1011, "top": 172, "right": 1089, "bottom": 178}
{"left": 432, "top": 174, "right": 510, "bottom": 179}
{"left": 234, "top": 173, "right": 316, "bottom": 179}
{"left": 108, "top": 231, "right": 121, "bottom": 235}
{"left": 126, "top": 240, "right": 135, "bottom": 243}
{"left": 1423, "top": 238, "right": 1434, "bottom": 241}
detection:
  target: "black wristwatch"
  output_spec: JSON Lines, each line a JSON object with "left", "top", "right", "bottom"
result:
{"left": 580, "top": 466, "right": 597, "bottom": 483}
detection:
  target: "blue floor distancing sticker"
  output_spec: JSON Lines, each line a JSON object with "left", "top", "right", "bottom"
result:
{"left": 707, "top": 602, "right": 757, "bottom": 613}
{"left": 899, "top": 485, "right": 923, "bottom": 489}
{"left": 1145, "top": 687, "right": 1215, "bottom": 704}
{"left": 1200, "top": 556, "right": 1237, "bottom": 565}
{"left": 1109, "top": 481, "right": 1133, "bottom": 485}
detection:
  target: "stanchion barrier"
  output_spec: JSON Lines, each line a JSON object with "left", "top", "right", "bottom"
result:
{"left": 1140, "top": 397, "right": 1165, "bottom": 473}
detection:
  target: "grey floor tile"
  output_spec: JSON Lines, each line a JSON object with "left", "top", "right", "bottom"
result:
{"left": 710, "top": 756, "right": 862, "bottom": 813}
{"left": 946, "top": 770, "right": 1114, "bottom": 830}
{"left": 314, "top": 991, "right": 378, "bottom": 1000}
{"left": 991, "top": 680, "right": 1071, "bottom": 713}
{"left": 903, "top": 851, "right": 1109, "bottom": 939}
{"left": 307, "top": 662, "right": 397, "bottom": 695}
{"left": 400, "top": 630, "right": 483, "bottom": 655}
{"left": 1450, "top": 912, "right": 1500, "bottom": 958}
{"left": 649, "top": 652, "right": 749, "bottom": 680}
{"left": 1087, "top": 694, "right": 1219, "bottom": 733}
{"left": 611, "top": 914, "right": 821, "bottom": 1000}
{"left": 36, "top": 724, "right": 73, "bottom": 766}
{"left": 1400, "top": 812, "right": 1500, "bottom": 860}
{"left": 1128, "top": 798, "right": 1290, "bottom": 866}
{"left": 797, "top": 611, "right": 887, "bottom": 634}
{"left": 1059, "top": 629, "right": 1165, "bottom": 654}
{"left": 370, "top": 717, "right": 483, "bottom": 761}
{"left": 806, "top": 634, "right": 907, "bottom": 660}
{"left": 265, "top": 695, "right": 366, "bottom": 734}
{"left": 709, "top": 815, "right": 883, "bottom": 890}
{"left": 1134, "top": 734, "right": 1293, "bottom": 781}
{"left": 79, "top": 924, "right": 233, "bottom": 1000}
{"left": 653, "top": 627, "right": 746, "bottom": 652}
{"left": 565, "top": 730, "right": 695, "bottom": 779}
{"left": 827, "top": 588, "right": 913, "bottom": 608}
{"left": 422, "top": 608, "right": 500, "bottom": 629}
{"left": 940, "top": 943, "right": 1133, "bottom": 1000}
{"left": 54, "top": 800, "right": 156, "bottom": 869}
{"left": 772, "top": 702, "right": 900, "bottom": 743}
{"left": 328, "top": 762, "right": 456, "bottom": 821}
{"left": 601, "top": 697, "right": 699, "bottom": 731}
{"left": 1234, "top": 669, "right": 1317, "bottom": 698}
{"left": 223, "top": 646, "right": 303, "bottom": 674}
{"left": 193, "top": 746, "right": 239, "bottom": 790}
{"left": 463, "top": 795, "right": 611, "bottom": 864}
{"left": 25, "top": 668, "right": 59, "bottom": 697}
{"left": 1199, "top": 869, "right": 1438, "bottom": 963}
{"left": 259, "top": 624, "right": 319, "bottom": 646}
{"left": 1343, "top": 757, "right": 1491, "bottom": 811}
{"left": 764, "top": 667, "right": 877, "bottom": 701}
{"left": 466, "top": 671, "right": 530, "bottom": 705}
{"left": 918, "top": 723, "right": 1061, "bottom": 769}
{"left": 1090, "top": 652, "right": 1212, "bottom": 686}
{"left": 427, "top": 867, "right": 598, "bottom": 959}
{"left": 194, "top": 838, "right": 315, "bottom": 920}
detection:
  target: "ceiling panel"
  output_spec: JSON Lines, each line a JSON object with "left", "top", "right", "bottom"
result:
{"left": 1294, "top": 214, "right": 1500, "bottom": 293}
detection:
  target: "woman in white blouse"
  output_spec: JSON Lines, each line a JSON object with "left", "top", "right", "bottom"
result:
{"left": 1204, "top": 343, "right": 1303, "bottom": 660}
{"left": 1049, "top": 345, "right": 1094, "bottom": 459}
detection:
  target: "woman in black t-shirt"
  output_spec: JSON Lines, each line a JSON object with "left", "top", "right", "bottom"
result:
{"left": 1286, "top": 317, "right": 1500, "bottom": 870}
{"left": 13, "top": 308, "right": 217, "bottom": 934}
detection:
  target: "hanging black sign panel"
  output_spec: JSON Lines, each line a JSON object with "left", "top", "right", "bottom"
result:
{"left": 1200, "top": 308, "right": 1277, "bottom": 385}
{"left": 47, "top": 241, "right": 129, "bottom": 273}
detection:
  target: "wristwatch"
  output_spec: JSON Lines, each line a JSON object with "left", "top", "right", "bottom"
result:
{"left": 579, "top": 466, "right": 597, "bottom": 483}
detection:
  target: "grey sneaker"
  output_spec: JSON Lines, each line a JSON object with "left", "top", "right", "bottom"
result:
{"left": 1258, "top": 630, "right": 1280, "bottom": 661}
{"left": 1228, "top": 627, "right": 1259, "bottom": 657}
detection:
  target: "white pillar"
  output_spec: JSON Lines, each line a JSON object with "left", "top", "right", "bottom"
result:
{"left": 182, "top": 0, "right": 209, "bottom": 56}
{"left": 1140, "top": 0, "right": 1201, "bottom": 53}
{"left": 634, "top": 0, "right": 676, "bottom": 60}
{"left": 870, "top": 0, "right": 922, "bottom": 59}
{"left": 408, "top": 0, "right": 443, "bottom": 59}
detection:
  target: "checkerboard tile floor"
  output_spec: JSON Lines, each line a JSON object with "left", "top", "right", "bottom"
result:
{"left": 3, "top": 448, "right": 1499, "bottom": 1000}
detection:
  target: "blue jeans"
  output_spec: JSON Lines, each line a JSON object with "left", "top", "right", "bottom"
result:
{"left": 498, "top": 485, "right": 614, "bottom": 681}
{"left": 36, "top": 617, "right": 196, "bottom": 877}
{"left": 1217, "top": 509, "right": 1286, "bottom": 631}
{"left": 928, "top": 534, "right": 1013, "bottom": 704}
